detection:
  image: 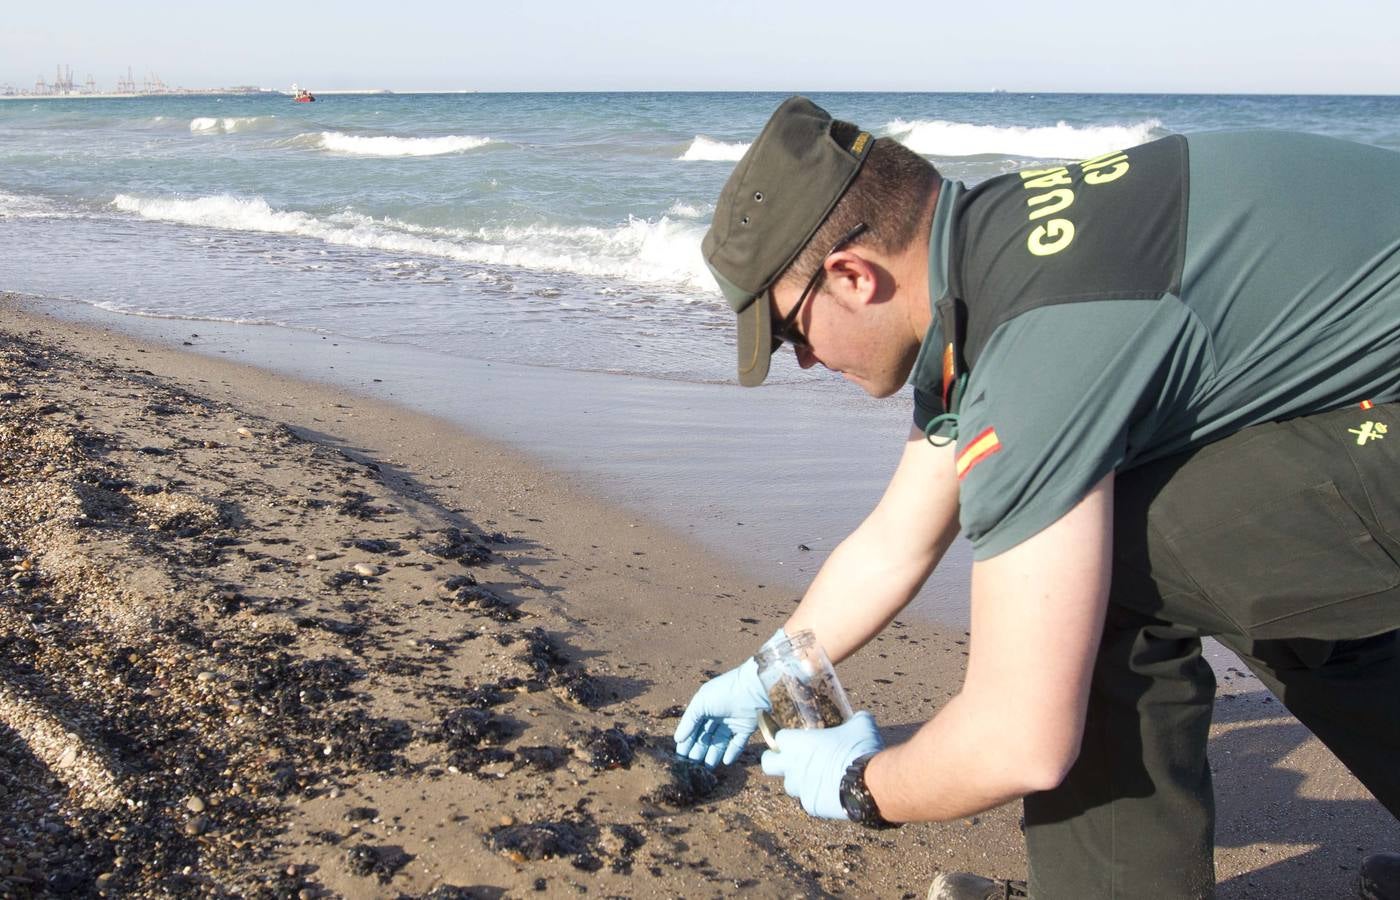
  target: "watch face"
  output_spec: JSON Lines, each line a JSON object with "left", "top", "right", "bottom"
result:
{"left": 839, "top": 761, "right": 872, "bottom": 821}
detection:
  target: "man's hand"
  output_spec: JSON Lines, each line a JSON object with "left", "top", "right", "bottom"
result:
{"left": 760, "top": 711, "right": 884, "bottom": 819}
{"left": 674, "top": 656, "right": 771, "bottom": 767}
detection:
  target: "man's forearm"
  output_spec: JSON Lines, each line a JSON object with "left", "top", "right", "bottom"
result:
{"left": 861, "top": 691, "right": 1063, "bottom": 822}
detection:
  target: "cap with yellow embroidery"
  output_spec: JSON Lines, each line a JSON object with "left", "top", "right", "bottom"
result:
{"left": 701, "top": 96, "right": 873, "bottom": 386}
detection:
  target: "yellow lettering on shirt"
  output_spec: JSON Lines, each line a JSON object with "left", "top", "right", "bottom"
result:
{"left": 1083, "top": 154, "right": 1130, "bottom": 184}
{"left": 1027, "top": 188, "right": 1074, "bottom": 221}
{"left": 1083, "top": 153, "right": 1128, "bottom": 172}
{"left": 1020, "top": 168, "right": 1073, "bottom": 190}
{"left": 1028, "top": 219, "right": 1075, "bottom": 256}
{"left": 1079, "top": 150, "right": 1123, "bottom": 167}
{"left": 1018, "top": 147, "right": 1135, "bottom": 257}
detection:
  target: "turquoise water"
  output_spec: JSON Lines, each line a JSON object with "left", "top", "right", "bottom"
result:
{"left": 5, "top": 91, "right": 1399, "bottom": 384}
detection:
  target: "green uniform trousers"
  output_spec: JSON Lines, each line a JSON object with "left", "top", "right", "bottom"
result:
{"left": 1024, "top": 401, "right": 1400, "bottom": 898}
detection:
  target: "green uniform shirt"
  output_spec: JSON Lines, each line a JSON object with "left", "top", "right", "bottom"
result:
{"left": 910, "top": 132, "right": 1400, "bottom": 559}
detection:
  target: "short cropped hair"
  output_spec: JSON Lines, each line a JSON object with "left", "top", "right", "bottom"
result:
{"left": 782, "top": 121, "right": 941, "bottom": 286}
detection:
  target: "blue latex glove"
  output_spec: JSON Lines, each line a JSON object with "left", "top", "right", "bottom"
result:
{"left": 760, "top": 710, "right": 884, "bottom": 819}
{"left": 674, "top": 629, "right": 785, "bottom": 767}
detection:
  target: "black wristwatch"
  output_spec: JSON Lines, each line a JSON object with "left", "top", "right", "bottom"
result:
{"left": 839, "top": 752, "right": 899, "bottom": 829}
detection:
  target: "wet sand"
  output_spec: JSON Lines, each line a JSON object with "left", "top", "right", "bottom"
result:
{"left": 1, "top": 296, "right": 1394, "bottom": 898}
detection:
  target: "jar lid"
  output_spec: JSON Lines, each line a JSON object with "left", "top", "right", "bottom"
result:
{"left": 757, "top": 710, "right": 781, "bottom": 750}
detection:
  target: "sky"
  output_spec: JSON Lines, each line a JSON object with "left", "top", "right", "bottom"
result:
{"left": 3, "top": 0, "right": 1399, "bottom": 95}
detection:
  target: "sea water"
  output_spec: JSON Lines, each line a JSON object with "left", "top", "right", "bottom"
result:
{"left": 4, "top": 91, "right": 1399, "bottom": 615}
{"left": 6, "top": 92, "right": 1400, "bottom": 383}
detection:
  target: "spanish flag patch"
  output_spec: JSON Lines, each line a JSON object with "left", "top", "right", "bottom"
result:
{"left": 956, "top": 427, "right": 1002, "bottom": 480}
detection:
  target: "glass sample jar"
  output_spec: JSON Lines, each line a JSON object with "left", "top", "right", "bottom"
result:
{"left": 754, "top": 629, "right": 853, "bottom": 750}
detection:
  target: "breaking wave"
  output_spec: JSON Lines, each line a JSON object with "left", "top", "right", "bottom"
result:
{"left": 881, "top": 118, "right": 1166, "bottom": 160}
{"left": 678, "top": 136, "right": 750, "bottom": 161}
{"left": 306, "top": 131, "right": 493, "bottom": 157}
{"left": 0, "top": 190, "right": 67, "bottom": 219}
{"left": 189, "top": 116, "right": 275, "bottom": 134}
{"left": 665, "top": 200, "right": 712, "bottom": 219}
{"left": 109, "top": 193, "right": 712, "bottom": 289}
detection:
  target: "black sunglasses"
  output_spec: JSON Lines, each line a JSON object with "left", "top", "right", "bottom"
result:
{"left": 770, "top": 222, "right": 869, "bottom": 352}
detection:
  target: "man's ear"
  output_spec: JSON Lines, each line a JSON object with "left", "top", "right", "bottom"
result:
{"left": 824, "top": 251, "right": 880, "bottom": 309}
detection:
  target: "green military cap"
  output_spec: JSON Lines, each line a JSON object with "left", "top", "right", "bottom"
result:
{"left": 702, "top": 96, "right": 873, "bottom": 386}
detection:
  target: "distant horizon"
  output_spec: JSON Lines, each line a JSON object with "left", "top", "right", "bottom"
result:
{"left": 5, "top": 85, "right": 1400, "bottom": 99}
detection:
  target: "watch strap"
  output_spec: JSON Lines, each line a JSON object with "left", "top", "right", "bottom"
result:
{"left": 840, "top": 752, "right": 899, "bottom": 829}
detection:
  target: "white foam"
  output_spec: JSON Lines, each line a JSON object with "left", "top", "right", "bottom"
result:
{"left": 665, "top": 200, "right": 712, "bottom": 219}
{"left": 308, "top": 131, "right": 492, "bottom": 157}
{"left": 679, "top": 136, "right": 750, "bottom": 162}
{"left": 0, "top": 191, "right": 64, "bottom": 219}
{"left": 188, "top": 116, "right": 273, "bottom": 134}
{"left": 89, "top": 300, "right": 281, "bottom": 328}
{"left": 113, "top": 194, "right": 319, "bottom": 232}
{"left": 110, "top": 193, "right": 714, "bottom": 290}
{"left": 881, "top": 118, "right": 1165, "bottom": 160}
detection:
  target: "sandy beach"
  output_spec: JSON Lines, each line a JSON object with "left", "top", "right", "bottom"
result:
{"left": 2, "top": 295, "right": 1395, "bottom": 898}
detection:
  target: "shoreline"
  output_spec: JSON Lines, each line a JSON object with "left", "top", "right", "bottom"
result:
{"left": 12, "top": 292, "right": 971, "bottom": 622}
{"left": 2, "top": 299, "right": 1394, "bottom": 896}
